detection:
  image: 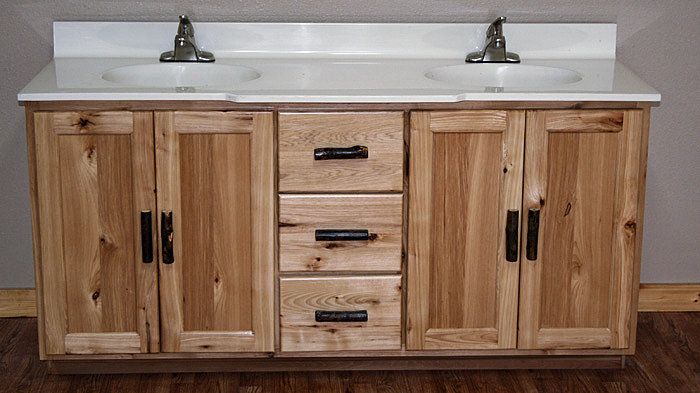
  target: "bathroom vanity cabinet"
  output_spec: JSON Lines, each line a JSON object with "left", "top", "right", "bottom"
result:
{"left": 22, "top": 101, "right": 650, "bottom": 372}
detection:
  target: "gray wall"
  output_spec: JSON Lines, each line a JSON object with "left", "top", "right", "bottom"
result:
{"left": 1, "top": 1, "right": 698, "bottom": 287}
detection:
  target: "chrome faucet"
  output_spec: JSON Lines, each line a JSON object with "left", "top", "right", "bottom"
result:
{"left": 466, "top": 16, "right": 520, "bottom": 63}
{"left": 160, "top": 15, "right": 215, "bottom": 62}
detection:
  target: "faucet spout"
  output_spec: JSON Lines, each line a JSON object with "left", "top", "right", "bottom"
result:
{"left": 466, "top": 16, "right": 520, "bottom": 63}
{"left": 160, "top": 15, "right": 215, "bottom": 63}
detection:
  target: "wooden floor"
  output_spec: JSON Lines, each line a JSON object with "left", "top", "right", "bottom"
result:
{"left": 0, "top": 313, "right": 698, "bottom": 392}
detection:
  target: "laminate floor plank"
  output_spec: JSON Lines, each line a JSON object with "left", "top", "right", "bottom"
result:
{"left": 0, "top": 313, "right": 698, "bottom": 392}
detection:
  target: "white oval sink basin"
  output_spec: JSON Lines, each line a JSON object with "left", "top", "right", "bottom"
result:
{"left": 102, "top": 63, "right": 261, "bottom": 88}
{"left": 425, "top": 64, "right": 582, "bottom": 88}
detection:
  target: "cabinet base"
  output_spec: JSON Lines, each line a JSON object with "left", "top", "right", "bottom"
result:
{"left": 48, "top": 355, "right": 625, "bottom": 374}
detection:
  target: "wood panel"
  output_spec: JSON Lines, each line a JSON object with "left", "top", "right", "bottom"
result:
{"left": 33, "top": 111, "right": 158, "bottom": 355}
{"left": 407, "top": 110, "right": 524, "bottom": 350}
{"left": 155, "top": 111, "right": 274, "bottom": 353}
{"left": 278, "top": 112, "right": 404, "bottom": 192}
{"left": 280, "top": 276, "right": 402, "bottom": 352}
{"left": 279, "top": 194, "right": 403, "bottom": 272}
{"left": 0, "top": 289, "right": 36, "bottom": 317}
{"left": 638, "top": 284, "right": 700, "bottom": 312}
{"left": 518, "top": 110, "right": 643, "bottom": 350}
{"left": 51, "top": 111, "right": 134, "bottom": 134}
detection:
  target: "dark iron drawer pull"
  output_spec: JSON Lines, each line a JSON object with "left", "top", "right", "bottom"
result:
{"left": 505, "top": 209, "right": 520, "bottom": 262}
{"left": 315, "top": 229, "right": 370, "bottom": 241}
{"left": 315, "top": 310, "right": 368, "bottom": 323}
{"left": 140, "top": 210, "right": 153, "bottom": 263}
{"left": 314, "top": 145, "right": 368, "bottom": 160}
{"left": 161, "top": 211, "right": 174, "bottom": 264}
{"left": 526, "top": 208, "right": 541, "bottom": 261}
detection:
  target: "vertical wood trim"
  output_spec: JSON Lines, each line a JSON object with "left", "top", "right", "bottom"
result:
{"left": 25, "top": 108, "right": 46, "bottom": 358}
{"left": 609, "top": 110, "right": 643, "bottom": 348}
{"left": 496, "top": 111, "right": 525, "bottom": 348}
{"left": 34, "top": 112, "right": 67, "bottom": 355}
{"left": 406, "top": 111, "right": 432, "bottom": 350}
{"left": 251, "top": 112, "right": 275, "bottom": 352}
{"left": 131, "top": 112, "right": 159, "bottom": 353}
{"left": 518, "top": 110, "right": 548, "bottom": 349}
{"left": 155, "top": 111, "right": 184, "bottom": 352}
{"left": 627, "top": 108, "right": 651, "bottom": 351}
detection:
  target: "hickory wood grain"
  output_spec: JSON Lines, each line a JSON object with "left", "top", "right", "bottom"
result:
{"left": 407, "top": 110, "right": 524, "bottom": 350}
{"left": 278, "top": 112, "right": 404, "bottom": 192}
{"left": 279, "top": 194, "right": 403, "bottom": 272}
{"left": 155, "top": 111, "right": 275, "bottom": 353}
{"left": 0, "top": 289, "right": 36, "bottom": 318}
{"left": 638, "top": 284, "right": 700, "bottom": 312}
{"left": 51, "top": 111, "right": 134, "bottom": 134}
{"left": 33, "top": 111, "right": 156, "bottom": 355}
{"left": 518, "top": 110, "right": 643, "bottom": 350}
{"left": 280, "top": 276, "right": 402, "bottom": 352}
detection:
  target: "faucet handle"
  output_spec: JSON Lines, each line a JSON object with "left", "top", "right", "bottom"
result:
{"left": 177, "top": 15, "right": 194, "bottom": 37}
{"left": 486, "top": 16, "right": 506, "bottom": 38}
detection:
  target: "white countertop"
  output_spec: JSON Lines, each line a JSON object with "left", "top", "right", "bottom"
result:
{"left": 18, "top": 22, "right": 660, "bottom": 103}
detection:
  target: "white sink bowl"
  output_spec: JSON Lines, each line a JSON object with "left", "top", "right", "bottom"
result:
{"left": 102, "top": 63, "right": 261, "bottom": 88}
{"left": 425, "top": 64, "right": 582, "bottom": 88}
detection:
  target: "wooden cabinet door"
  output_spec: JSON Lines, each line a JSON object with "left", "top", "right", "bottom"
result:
{"left": 407, "top": 111, "right": 525, "bottom": 350}
{"left": 33, "top": 111, "right": 159, "bottom": 355}
{"left": 518, "top": 110, "right": 644, "bottom": 349}
{"left": 155, "top": 111, "right": 274, "bottom": 353}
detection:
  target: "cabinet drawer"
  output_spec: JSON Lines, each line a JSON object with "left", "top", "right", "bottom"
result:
{"left": 280, "top": 276, "right": 402, "bottom": 352}
{"left": 279, "top": 194, "right": 403, "bottom": 272}
{"left": 278, "top": 112, "right": 404, "bottom": 192}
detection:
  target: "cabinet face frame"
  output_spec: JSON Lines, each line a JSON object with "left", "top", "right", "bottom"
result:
{"left": 406, "top": 110, "right": 525, "bottom": 350}
{"left": 32, "top": 111, "right": 159, "bottom": 355}
{"left": 154, "top": 111, "right": 275, "bottom": 353}
{"left": 518, "top": 110, "right": 643, "bottom": 350}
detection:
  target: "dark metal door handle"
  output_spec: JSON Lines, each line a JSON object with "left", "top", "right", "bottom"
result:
{"left": 315, "top": 310, "right": 368, "bottom": 322}
{"left": 161, "top": 211, "right": 174, "bottom": 264}
{"left": 314, "top": 145, "right": 368, "bottom": 160}
{"left": 315, "top": 229, "right": 371, "bottom": 241}
{"left": 526, "top": 208, "right": 541, "bottom": 261}
{"left": 505, "top": 210, "right": 519, "bottom": 262}
{"left": 140, "top": 210, "right": 153, "bottom": 263}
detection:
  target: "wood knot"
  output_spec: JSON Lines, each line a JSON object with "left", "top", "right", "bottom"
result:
{"left": 76, "top": 118, "right": 95, "bottom": 129}
{"left": 368, "top": 233, "right": 378, "bottom": 241}
{"left": 624, "top": 220, "right": 637, "bottom": 231}
{"left": 306, "top": 257, "right": 323, "bottom": 271}
{"left": 564, "top": 202, "right": 572, "bottom": 217}
{"left": 324, "top": 243, "right": 343, "bottom": 250}
{"left": 92, "top": 291, "right": 100, "bottom": 301}
{"left": 539, "top": 198, "right": 545, "bottom": 207}
{"left": 85, "top": 145, "right": 96, "bottom": 161}
{"left": 214, "top": 277, "right": 220, "bottom": 284}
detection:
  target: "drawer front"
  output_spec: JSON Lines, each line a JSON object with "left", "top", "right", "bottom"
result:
{"left": 280, "top": 276, "right": 402, "bottom": 352}
{"left": 279, "top": 194, "right": 403, "bottom": 272}
{"left": 278, "top": 112, "right": 404, "bottom": 192}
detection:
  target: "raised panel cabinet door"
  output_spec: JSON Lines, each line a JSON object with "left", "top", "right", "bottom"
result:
{"left": 518, "top": 110, "right": 644, "bottom": 350}
{"left": 407, "top": 111, "right": 525, "bottom": 350}
{"left": 33, "top": 111, "right": 159, "bottom": 355}
{"left": 155, "top": 111, "right": 275, "bottom": 353}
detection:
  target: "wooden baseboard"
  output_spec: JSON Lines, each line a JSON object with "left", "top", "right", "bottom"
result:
{"left": 48, "top": 355, "right": 625, "bottom": 374}
{"left": 0, "top": 289, "right": 37, "bottom": 317}
{"left": 1, "top": 284, "right": 698, "bottom": 318}
{"left": 638, "top": 284, "right": 700, "bottom": 312}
